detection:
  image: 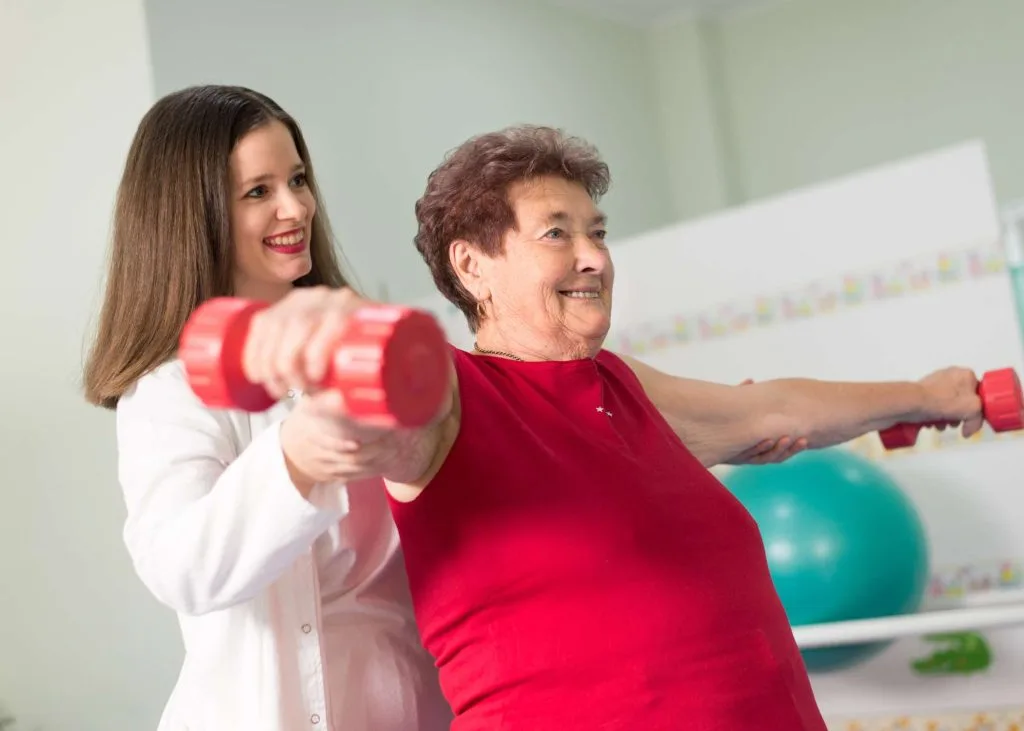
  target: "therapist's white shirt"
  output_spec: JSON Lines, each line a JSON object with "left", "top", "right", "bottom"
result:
{"left": 116, "top": 359, "right": 453, "bottom": 731}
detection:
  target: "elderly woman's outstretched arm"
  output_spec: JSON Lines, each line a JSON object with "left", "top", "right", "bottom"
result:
{"left": 618, "top": 354, "right": 986, "bottom": 468}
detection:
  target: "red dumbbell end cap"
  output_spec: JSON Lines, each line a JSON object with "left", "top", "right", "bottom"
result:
{"left": 980, "top": 368, "right": 1024, "bottom": 432}
{"left": 878, "top": 422, "right": 921, "bottom": 450}
{"left": 325, "top": 307, "right": 449, "bottom": 428}
{"left": 179, "top": 298, "right": 277, "bottom": 412}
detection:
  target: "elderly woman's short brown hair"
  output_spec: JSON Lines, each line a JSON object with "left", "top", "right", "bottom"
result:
{"left": 414, "top": 125, "right": 611, "bottom": 331}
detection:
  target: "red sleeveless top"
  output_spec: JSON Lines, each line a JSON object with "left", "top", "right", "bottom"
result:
{"left": 388, "top": 348, "right": 827, "bottom": 730}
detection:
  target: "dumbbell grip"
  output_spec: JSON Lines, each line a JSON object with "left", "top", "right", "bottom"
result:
{"left": 179, "top": 297, "right": 450, "bottom": 428}
{"left": 315, "top": 306, "right": 451, "bottom": 428}
{"left": 877, "top": 367, "right": 1024, "bottom": 450}
{"left": 877, "top": 420, "right": 959, "bottom": 450}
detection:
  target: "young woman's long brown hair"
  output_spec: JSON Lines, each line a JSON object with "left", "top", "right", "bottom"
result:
{"left": 83, "top": 85, "right": 348, "bottom": 410}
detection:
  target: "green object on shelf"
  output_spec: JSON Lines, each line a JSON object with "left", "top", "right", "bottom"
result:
{"left": 911, "top": 631, "right": 992, "bottom": 675}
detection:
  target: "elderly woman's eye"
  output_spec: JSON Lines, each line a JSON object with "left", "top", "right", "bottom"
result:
{"left": 545, "top": 228, "right": 565, "bottom": 239}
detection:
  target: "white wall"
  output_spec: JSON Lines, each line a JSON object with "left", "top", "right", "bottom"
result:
{"left": 141, "top": 0, "right": 676, "bottom": 301}
{"left": 650, "top": 0, "right": 1024, "bottom": 216}
{"left": 0, "top": 2, "right": 173, "bottom": 730}
{"left": 647, "top": 17, "right": 736, "bottom": 222}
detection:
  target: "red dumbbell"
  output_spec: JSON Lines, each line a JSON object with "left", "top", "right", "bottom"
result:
{"left": 878, "top": 367, "right": 1024, "bottom": 449}
{"left": 178, "top": 297, "right": 450, "bottom": 429}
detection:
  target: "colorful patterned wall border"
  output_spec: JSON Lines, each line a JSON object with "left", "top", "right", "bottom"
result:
{"left": 925, "top": 558, "right": 1023, "bottom": 602}
{"left": 825, "top": 707, "right": 1024, "bottom": 731}
{"left": 606, "top": 245, "right": 1006, "bottom": 356}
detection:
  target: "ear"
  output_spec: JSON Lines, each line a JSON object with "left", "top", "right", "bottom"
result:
{"left": 449, "top": 239, "right": 490, "bottom": 301}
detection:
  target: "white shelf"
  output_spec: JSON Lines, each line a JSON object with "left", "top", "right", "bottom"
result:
{"left": 793, "top": 601, "right": 1024, "bottom": 649}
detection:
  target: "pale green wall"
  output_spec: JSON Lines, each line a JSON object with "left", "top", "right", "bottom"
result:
{"left": 143, "top": 0, "right": 675, "bottom": 301}
{"left": 148, "top": 0, "right": 1022, "bottom": 286}
{"left": 2, "top": 2, "right": 163, "bottom": 730}
{"left": 648, "top": 17, "right": 735, "bottom": 221}
{"left": 652, "top": 0, "right": 1024, "bottom": 217}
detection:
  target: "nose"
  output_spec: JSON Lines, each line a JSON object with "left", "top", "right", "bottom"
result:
{"left": 574, "top": 234, "right": 609, "bottom": 274}
{"left": 277, "top": 188, "right": 308, "bottom": 223}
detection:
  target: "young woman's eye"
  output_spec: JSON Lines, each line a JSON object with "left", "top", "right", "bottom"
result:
{"left": 290, "top": 172, "right": 307, "bottom": 188}
{"left": 245, "top": 185, "right": 268, "bottom": 199}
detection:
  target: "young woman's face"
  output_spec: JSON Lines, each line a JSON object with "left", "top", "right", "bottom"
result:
{"left": 229, "top": 120, "right": 316, "bottom": 302}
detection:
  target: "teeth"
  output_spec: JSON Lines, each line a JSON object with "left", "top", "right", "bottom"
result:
{"left": 561, "top": 291, "right": 600, "bottom": 299}
{"left": 265, "top": 232, "right": 303, "bottom": 246}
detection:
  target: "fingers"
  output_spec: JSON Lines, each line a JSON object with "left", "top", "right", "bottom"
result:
{"left": 304, "top": 289, "right": 361, "bottom": 385}
{"left": 764, "top": 437, "right": 792, "bottom": 460}
{"left": 300, "top": 391, "right": 393, "bottom": 446}
{"left": 962, "top": 413, "right": 985, "bottom": 439}
{"left": 727, "top": 440, "right": 771, "bottom": 464}
{"left": 272, "top": 298, "right": 330, "bottom": 394}
{"left": 955, "top": 387, "right": 983, "bottom": 438}
{"left": 240, "top": 287, "right": 365, "bottom": 399}
{"left": 241, "top": 289, "right": 318, "bottom": 396}
{"left": 917, "top": 366, "right": 988, "bottom": 440}
{"left": 313, "top": 431, "right": 399, "bottom": 483}
{"left": 734, "top": 436, "right": 808, "bottom": 465}
{"left": 268, "top": 320, "right": 316, "bottom": 399}
{"left": 286, "top": 413, "right": 397, "bottom": 483}
{"left": 968, "top": 387, "right": 984, "bottom": 436}
{"left": 759, "top": 436, "right": 807, "bottom": 464}
{"left": 241, "top": 309, "right": 279, "bottom": 395}
{"left": 305, "top": 389, "right": 348, "bottom": 418}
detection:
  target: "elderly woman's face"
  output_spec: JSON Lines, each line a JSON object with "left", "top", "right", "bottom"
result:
{"left": 471, "top": 175, "right": 614, "bottom": 356}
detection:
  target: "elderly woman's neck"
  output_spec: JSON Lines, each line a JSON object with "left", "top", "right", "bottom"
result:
{"left": 472, "top": 325, "right": 600, "bottom": 363}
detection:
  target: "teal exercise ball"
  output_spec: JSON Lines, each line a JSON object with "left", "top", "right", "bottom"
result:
{"left": 721, "top": 448, "right": 929, "bottom": 672}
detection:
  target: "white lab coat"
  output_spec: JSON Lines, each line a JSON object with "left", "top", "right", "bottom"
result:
{"left": 115, "top": 359, "right": 450, "bottom": 731}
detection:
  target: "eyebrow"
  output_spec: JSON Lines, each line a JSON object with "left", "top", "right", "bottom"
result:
{"left": 239, "top": 162, "right": 306, "bottom": 190}
{"left": 544, "top": 211, "right": 608, "bottom": 227}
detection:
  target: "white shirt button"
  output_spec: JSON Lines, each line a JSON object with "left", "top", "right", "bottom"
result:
{"left": 301, "top": 623, "right": 312, "bottom": 634}
{"left": 310, "top": 713, "right": 321, "bottom": 724}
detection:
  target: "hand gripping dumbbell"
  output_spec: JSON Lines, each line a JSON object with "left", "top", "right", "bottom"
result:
{"left": 877, "top": 367, "right": 1024, "bottom": 450}
{"left": 178, "top": 297, "right": 450, "bottom": 428}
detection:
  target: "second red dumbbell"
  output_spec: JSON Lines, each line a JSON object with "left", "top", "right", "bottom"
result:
{"left": 878, "top": 367, "right": 1024, "bottom": 449}
{"left": 178, "top": 297, "right": 450, "bottom": 429}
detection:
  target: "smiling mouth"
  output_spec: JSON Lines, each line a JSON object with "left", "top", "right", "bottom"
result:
{"left": 559, "top": 290, "right": 601, "bottom": 299}
{"left": 264, "top": 229, "right": 305, "bottom": 247}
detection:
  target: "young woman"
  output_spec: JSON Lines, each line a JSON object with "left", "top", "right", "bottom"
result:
{"left": 83, "top": 85, "right": 452, "bottom": 731}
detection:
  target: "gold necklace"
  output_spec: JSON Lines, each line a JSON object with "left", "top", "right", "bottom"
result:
{"left": 473, "top": 342, "right": 525, "bottom": 362}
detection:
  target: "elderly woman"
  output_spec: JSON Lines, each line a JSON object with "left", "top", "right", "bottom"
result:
{"left": 241, "top": 126, "right": 984, "bottom": 730}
